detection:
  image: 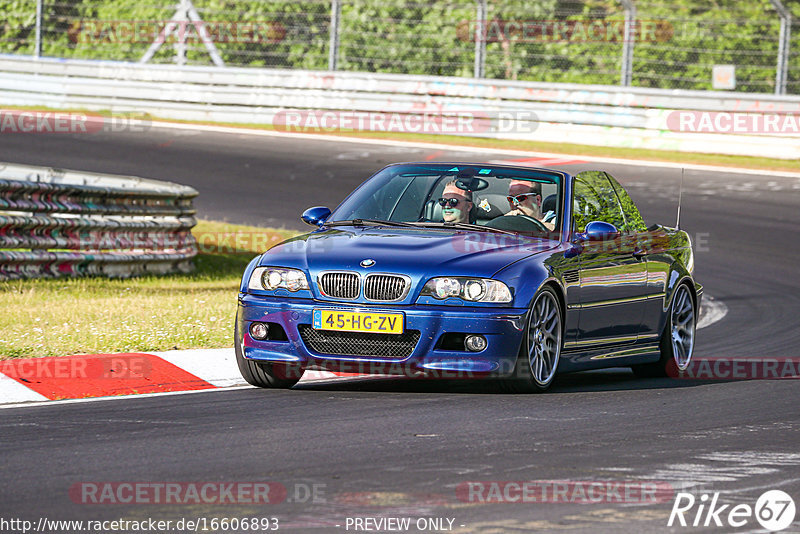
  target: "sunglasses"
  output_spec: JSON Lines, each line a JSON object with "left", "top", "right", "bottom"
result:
{"left": 507, "top": 193, "right": 539, "bottom": 205}
{"left": 438, "top": 197, "right": 465, "bottom": 207}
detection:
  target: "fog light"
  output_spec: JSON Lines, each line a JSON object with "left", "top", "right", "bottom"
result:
{"left": 464, "top": 335, "right": 487, "bottom": 352}
{"left": 249, "top": 322, "right": 270, "bottom": 340}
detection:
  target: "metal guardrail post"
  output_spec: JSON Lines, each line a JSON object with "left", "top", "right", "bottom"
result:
{"left": 34, "top": 0, "right": 43, "bottom": 58}
{"left": 328, "top": 0, "right": 341, "bottom": 71}
{"left": 140, "top": 0, "right": 224, "bottom": 67}
{"left": 620, "top": 0, "right": 636, "bottom": 86}
{"left": 771, "top": 0, "right": 791, "bottom": 95}
{"left": 175, "top": 0, "right": 188, "bottom": 66}
{"left": 473, "top": 0, "right": 487, "bottom": 79}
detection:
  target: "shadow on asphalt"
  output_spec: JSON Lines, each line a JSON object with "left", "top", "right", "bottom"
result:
{"left": 293, "top": 368, "right": 717, "bottom": 395}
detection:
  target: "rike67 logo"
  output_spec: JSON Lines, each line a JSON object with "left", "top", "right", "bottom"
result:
{"left": 668, "top": 490, "right": 796, "bottom": 531}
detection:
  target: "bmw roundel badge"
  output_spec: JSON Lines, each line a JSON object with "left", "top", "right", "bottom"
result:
{"left": 360, "top": 259, "right": 376, "bottom": 268}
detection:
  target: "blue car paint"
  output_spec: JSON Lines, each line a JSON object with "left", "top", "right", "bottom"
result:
{"left": 236, "top": 163, "right": 701, "bottom": 378}
{"left": 237, "top": 227, "right": 556, "bottom": 375}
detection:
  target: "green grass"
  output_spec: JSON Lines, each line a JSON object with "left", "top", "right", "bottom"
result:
{"left": 0, "top": 220, "right": 300, "bottom": 360}
{"left": 2, "top": 104, "right": 794, "bottom": 359}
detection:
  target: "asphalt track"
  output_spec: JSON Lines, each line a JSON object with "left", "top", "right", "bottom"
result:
{"left": 1, "top": 127, "right": 800, "bottom": 533}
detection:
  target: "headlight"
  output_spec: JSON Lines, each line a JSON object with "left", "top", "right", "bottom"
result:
{"left": 248, "top": 267, "right": 309, "bottom": 292}
{"left": 420, "top": 277, "right": 512, "bottom": 303}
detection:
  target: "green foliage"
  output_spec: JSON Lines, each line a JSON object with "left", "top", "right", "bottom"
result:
{"left": 631, "top": 0, "right": 784, "bottom": 92}
{"left": 0, "top": 0, "right": 37, "bottom": 54}
{"left": 338, "top": 0, "right": 475, "bottom": 76}
{"left": 0, "top": 0, "right": 795, "bottom": 93}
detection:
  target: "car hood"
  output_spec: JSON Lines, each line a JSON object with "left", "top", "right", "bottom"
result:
{"left": 260, "top": 227, "right": 558, "bottom": 279}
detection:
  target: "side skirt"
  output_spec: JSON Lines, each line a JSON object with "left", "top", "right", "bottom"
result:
{"left": 557, "top": 342, "right": 661, "bottom": 373}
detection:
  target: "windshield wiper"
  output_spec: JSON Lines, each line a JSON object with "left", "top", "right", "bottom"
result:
{"left": 324, "top": 219, "right": 521, "bottom": 236}
{"left": 323, "top": 219, "right": 423, "bottom": 229}
{"left": 408, "top": 221, "right": 519, "bottom": 236}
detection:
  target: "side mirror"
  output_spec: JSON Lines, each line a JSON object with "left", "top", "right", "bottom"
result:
{"left": 301, "top": 206, "right": 331, "bottom": 227}
{"left": 573, "top": 221, "right": 620, "bottom": 243}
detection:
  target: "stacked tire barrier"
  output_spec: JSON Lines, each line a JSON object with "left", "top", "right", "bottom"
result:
{"left": 0, "top": 162, "right": 198, "bottom": 279}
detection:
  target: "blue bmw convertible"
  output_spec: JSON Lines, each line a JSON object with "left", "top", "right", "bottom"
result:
{"left": 236, "top": 163, "right": 701, "bottom": 392}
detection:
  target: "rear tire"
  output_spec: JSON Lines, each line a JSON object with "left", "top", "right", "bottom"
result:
{"left": 235, "top": 316, "right": 303, "bottom": 388}
{"left": 632, "top": 283, "right": 696, "bottom": 378}
{"left": 502, "top": 286, "right": 563, "bottom": 393}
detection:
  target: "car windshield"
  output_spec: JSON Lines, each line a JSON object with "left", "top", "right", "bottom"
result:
{"left": 329, "top": 163, "right": 564, "bottom": 235}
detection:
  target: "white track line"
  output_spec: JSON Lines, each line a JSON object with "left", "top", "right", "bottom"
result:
{"left": 698, "top": 295, "right": 729, "bottom": 330}
{"left": 146, "top": 119, "right": 800, "bottom": 178}
{"left": 0, "top": 383, "right": 252, "bottom": 411}
{"left": 0, "top": 293, "right": 728, "bottom": 410}
{"left": 0, "top": 373, "right": 393, "bottom": 411}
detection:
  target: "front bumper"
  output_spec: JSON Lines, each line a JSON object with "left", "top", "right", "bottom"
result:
{"left": 237, "top": 293, "right": 528, "bottom": 377}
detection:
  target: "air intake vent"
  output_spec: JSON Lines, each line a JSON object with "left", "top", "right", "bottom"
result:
{"left": 299, "top": 326, "right": 420, "bottom": 359}
{"left": 563, "top": 270, "right": 580, "bottom": 284}
{"left": 364, "top": 274, "right": 409, "bottom": 301}
{"left": 319, "top": 272, "right": 359, "bottom": 299}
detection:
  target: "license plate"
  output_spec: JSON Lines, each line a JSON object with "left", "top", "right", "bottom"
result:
{"left": 312, "top": 309, "right": 404, "bottom": 334}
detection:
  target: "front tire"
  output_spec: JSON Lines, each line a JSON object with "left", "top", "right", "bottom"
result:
{"left": 502, "top": 286, "right": 563, "bottom": 393}
{"left": 632, "top": 283, "right": 696, "bottom": 378}
{"left": 235, "top": 318, "right": 303, "bottom": 388}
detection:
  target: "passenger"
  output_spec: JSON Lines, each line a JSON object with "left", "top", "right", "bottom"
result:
{"left": 505, "top": 179, "right": 555, "bottom": 230}
{"left": 439, "top": 180, "right": 474, "bottom": 224}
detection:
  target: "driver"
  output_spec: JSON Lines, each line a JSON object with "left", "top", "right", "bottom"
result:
{"left": 439, "top": 180, "right": 474, "bottom": 224}
{"left": 504, "top": 180, "right": 555, "bottom": 231}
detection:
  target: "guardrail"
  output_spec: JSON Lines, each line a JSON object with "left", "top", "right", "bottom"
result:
{"left": 1, "top": 55, "right": 800, "bottom": 158}
{"left": 0, "top": 162, "right": 198, "bottom": 279}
